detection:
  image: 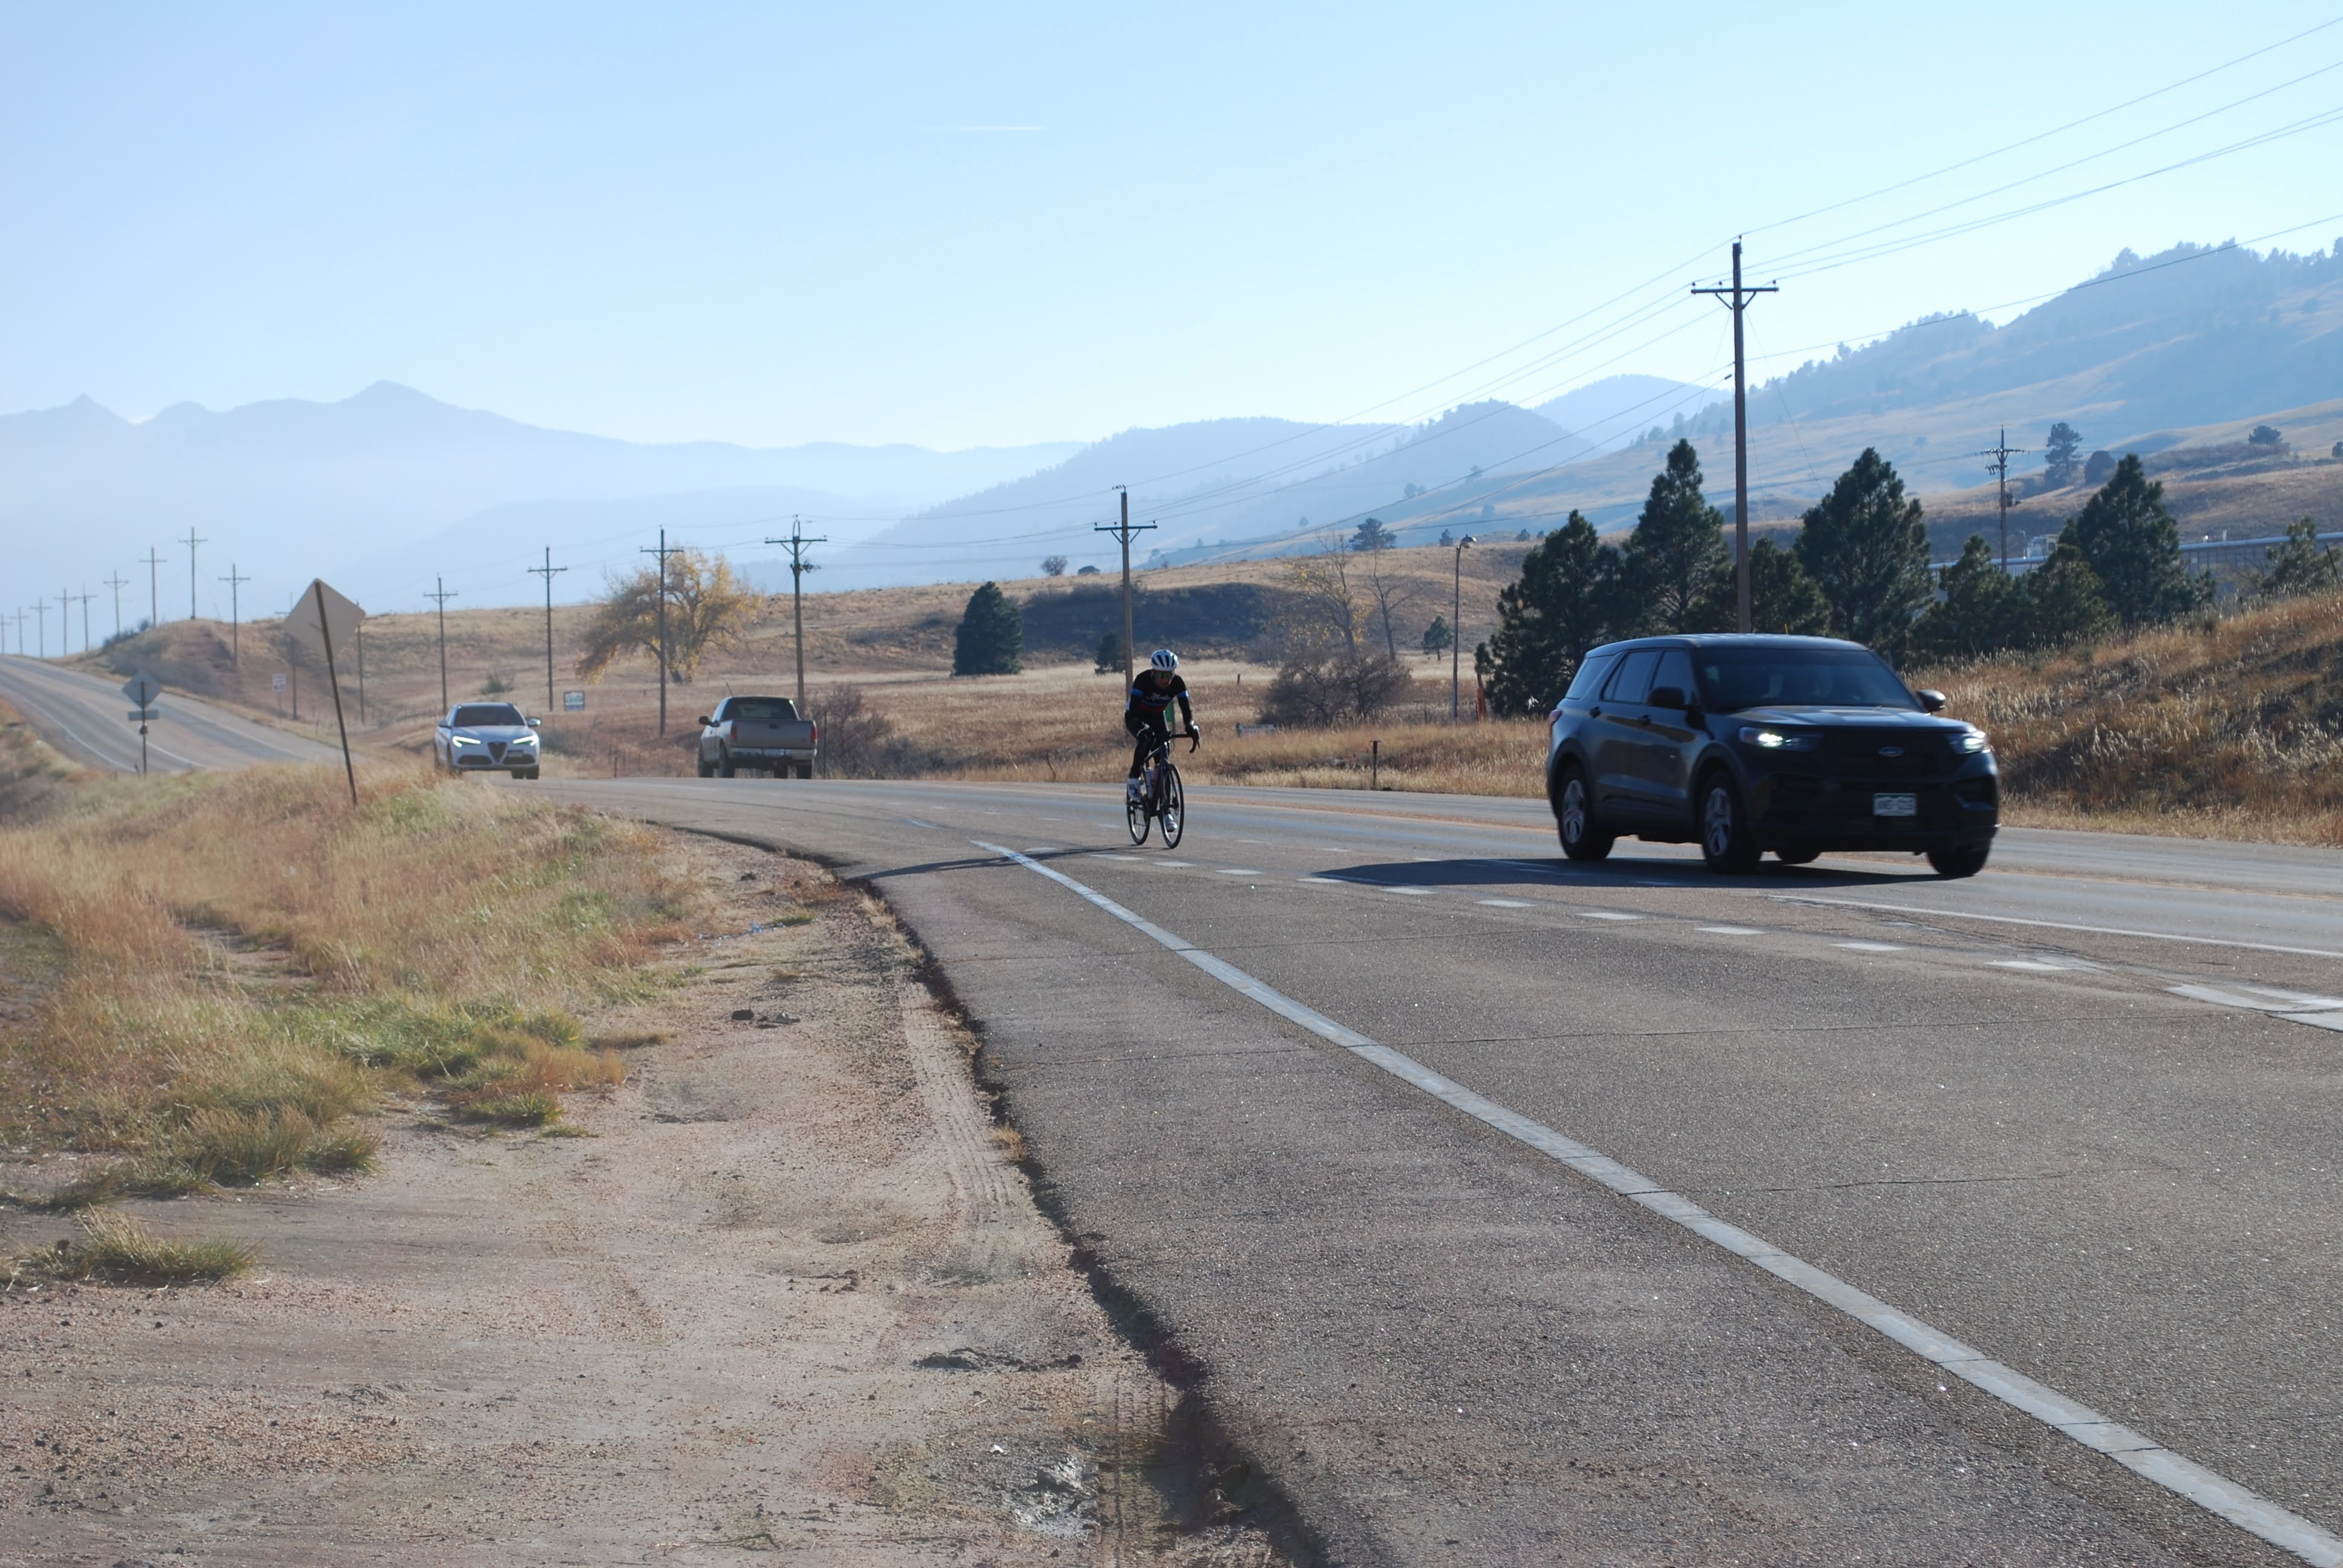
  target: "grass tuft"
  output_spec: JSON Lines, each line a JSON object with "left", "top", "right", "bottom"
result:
{"left": 30, "top": 1212, "right": 256, "bottom": 1286}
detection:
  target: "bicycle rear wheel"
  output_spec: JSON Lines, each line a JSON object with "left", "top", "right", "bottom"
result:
{"left": 1159, "top": 763, "right": 1185, "bottom": 848}
{"left": 1127, "top": 782, "right": 1150, "bottom": 844}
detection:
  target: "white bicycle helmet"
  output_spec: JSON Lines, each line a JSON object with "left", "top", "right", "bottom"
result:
{"left": 1149, "top": 648, "right": 1179, "bottom": 672}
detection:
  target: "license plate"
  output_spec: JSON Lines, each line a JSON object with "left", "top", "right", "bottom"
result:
{"left": 1873, "top": 792, "right": 1918, "bottom": 818}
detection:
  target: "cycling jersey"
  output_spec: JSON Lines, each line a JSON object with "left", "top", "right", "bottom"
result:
{"left": 1126, "top": 670, "right": 1191, "bottom": 723}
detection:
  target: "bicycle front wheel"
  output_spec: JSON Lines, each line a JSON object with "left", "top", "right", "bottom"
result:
{"left": 1127, "top": 785, "right": 1150, "bottom": 845}
{"left": 1159, "top": 763, "right": 1185, "bottom": 848}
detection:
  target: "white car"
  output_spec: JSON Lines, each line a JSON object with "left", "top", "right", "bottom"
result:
{"left": 434, "top": 702, "right": 542, "bottom": 779}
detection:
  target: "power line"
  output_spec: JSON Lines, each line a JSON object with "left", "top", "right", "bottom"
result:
{"left": 140, "top": 547, "right": 166, "bottom": 630}
{"left": 762, "top": 517, "right": 826, "bottom": 713}
{"left": 1976, "top": 429, "right": 2030, "bottom": 570}
{"left": 1694, "top": 243, "right": 1780, "bottom": 635}
{"left": 1095, "top": 489, "right": 1155, "bottom": 687}
{"left": 424, "top": 577, "right": 459, "bottom": 713}
{"left": 526, "top": 547, "right": 568, "bottom": 711}
{"left": 220, "top": 564, "right": 251, "bottom": 664}
{"left": 181, "top": 527, "right": 206, "bottom": 620}
{"left": 640, "top": 531, "right": 678, "bottom": 736}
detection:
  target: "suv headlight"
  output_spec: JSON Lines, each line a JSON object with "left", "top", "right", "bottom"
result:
{"left": 1738, "top": 726, "right": 1817, "bottom": 751}
{"left": 1954, "top": 727, "right": 1990, "bottom": 754}
{"left": 451, "top": 734, "right": 481, "bottom": 746}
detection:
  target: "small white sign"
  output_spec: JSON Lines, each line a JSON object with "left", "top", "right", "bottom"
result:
{"left": 126, "top": 707, "right": 160, "bottom": 723}
{"left": 563, "top": 690, "right": 586, "bottom": 711}
{"left": 271, "top": 673, "right": 289, "bottom": 693}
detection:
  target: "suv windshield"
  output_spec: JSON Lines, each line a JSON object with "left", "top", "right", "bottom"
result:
{"left": 451, "top": 704, "right": 526, "bottom": 728}
{"left": 726, "top": 698, "right": 799, "bottom": 724}
{"left": 1695, "top": 647, "right": 1916, "bottom": 713}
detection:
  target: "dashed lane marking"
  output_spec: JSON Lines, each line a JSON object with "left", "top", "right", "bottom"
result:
{"left": 1218, "top": 868, "right": 1266, "bottom": 877}
{"left": 1771, "top": 893, "right": 2343, "bottom": 961}
{"left": 972, "top": 840, "right": 2343, "bottom": 1568}
{"left": 1478, "top": 899, "right": 1533, "bottom": 908}
{"left": 1579, "top": 912, "right": 1642, "bottom": 921}
{"left": 1699, "top": 926, "right": 1764, "bottom": 935}
{"left": 1835, "top": 942, "right": 1906, "bottom": 953}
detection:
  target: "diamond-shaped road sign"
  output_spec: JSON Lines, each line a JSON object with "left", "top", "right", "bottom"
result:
{"left": 285, "top": 580, "right": 365, "bottom": 663}
{"left": 120, "top": 670, "right": 165, "bottom": 710}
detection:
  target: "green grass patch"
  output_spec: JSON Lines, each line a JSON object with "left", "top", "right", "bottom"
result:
{"left": 24, "top": 1212, "right": 256, "bottom": 1286}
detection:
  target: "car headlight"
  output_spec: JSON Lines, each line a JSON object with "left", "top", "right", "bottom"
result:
{"left": 1738, "top": 726, "right": 1817, "bottom": 751}
{"left": 509, "top": 734, "right": 537, "bottom": 747}
{"left": 1954, "top": 727, "right": 1990, "bottom": 754}
{"left": 451, "top": 734, "right": 481, "bottom": 746}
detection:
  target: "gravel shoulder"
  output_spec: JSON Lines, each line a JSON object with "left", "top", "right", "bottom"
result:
{"left": 0, "top": 835, "right": 1288, "bottom": 1566}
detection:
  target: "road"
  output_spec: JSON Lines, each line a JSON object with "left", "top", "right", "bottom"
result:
{"left": 0, "top": 654, "right": 341, "bottom": 773}
{"left": 546, "top": 774, "right": 2343, "bottom": 1566}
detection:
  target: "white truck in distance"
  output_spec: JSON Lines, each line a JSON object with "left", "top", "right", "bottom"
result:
{"left": 697, "top": 696, "right": 818, "bottom": 778}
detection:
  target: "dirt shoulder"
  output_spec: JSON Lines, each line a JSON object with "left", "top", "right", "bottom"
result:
{"left": 0, "top": 835, "right": 1289, "bottom": 1566}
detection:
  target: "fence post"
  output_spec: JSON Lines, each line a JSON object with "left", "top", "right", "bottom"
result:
{"left": 1371, "top": 737, "right": 1379, "bottom": 791}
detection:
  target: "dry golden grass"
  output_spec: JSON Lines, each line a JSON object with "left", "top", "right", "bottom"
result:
{"left": 0, "top": 724, "right": 707, "bottom": 1190}
{"left": 1913, "top": 592, "right": 2343, "bottom": 845}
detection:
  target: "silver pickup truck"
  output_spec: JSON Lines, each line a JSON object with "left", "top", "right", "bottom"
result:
{"left": 696, "top": 695, "right": 818, "bottom": 778}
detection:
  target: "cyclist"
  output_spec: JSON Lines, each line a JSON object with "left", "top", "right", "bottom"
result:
{"left": 1126, "top": 648, "right": 1196, "bottom": 805}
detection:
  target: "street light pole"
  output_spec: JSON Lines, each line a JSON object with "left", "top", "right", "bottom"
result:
{"left": 1450, "top": 535, "right": 1476, "bottom": 721}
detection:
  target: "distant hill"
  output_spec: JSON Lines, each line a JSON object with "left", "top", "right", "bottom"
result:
{"left": 0, "top": 381, "right": 1080, "bottom": 619}
{"left": 804, "top": 400, "right": 1591, "bottom": 589}
{"left": 1532, "top": 374, "right": 1720, "bottom": 453}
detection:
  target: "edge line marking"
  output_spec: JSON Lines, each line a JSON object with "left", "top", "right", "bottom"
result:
{"left": 974, "top": 838, "right": 2343, "bottom": 1567}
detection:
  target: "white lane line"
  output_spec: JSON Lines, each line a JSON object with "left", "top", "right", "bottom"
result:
{"left": 972, "top": 839, "right": 2343, "bottom": 1568}
{"left": 1993, "top": 958, "right": 2097, "bottom": 973}
{"left": 1382, "top": 886, "right": 1435, "bottom": 896}
{"left": 1478, "top": 899, "right": 1533, "bottom": 908}
{"left": 1298, "top": 877, "right": 1345, "bottom": 886}
{"left": 900, "top": 816, "right": 943, "bottom": 829}
{"left": 1218, "top": 868, "right": 1265, "bottom": 877}
{"left": 1771, "top": 893, "right": 2343, "bottom": 961}
{"left": 2278, "top": 1012, "right": 2343, "bottom": 1032}
{"left": 1025, "top": 846, "right": 1061, "bottom": 853}
{"left": 2171, "top": 982, "right": 2343, "bottom": 1011}
{"left": 1700, "top": 926, "right": 1764, "bottom": 935}
{"left": 1153, "top": 860, "right": 1193, "bottom": 868}
{"left": 1579, "top": 911, "right": 1642, "bottom": 921}
{"left": 1835, "top": 942, "right": 1905, "bottom": 953}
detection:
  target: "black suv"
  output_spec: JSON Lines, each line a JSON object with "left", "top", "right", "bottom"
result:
{"left": 1544, "top": 635, "right": 1997, "bottom": 877}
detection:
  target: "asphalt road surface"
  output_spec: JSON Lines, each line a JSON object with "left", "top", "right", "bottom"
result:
{"left": 546, "top": 774, "right": 2343, "bottom": 1567}
{"left": 0, "top": 653, "right": 341, "bottom": 773}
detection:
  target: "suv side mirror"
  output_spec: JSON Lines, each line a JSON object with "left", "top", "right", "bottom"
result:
{"left": 527, "top": 717, "right": 540, "bottom": 728}
{"left": 1647, "top": 685, "right": 1688, "bottom": 711}
{"left": 1915, "top": 688, "right": 1947, "bottom": 713}
{"left": 696, "top": 715, "right": 713, "bottom": 727}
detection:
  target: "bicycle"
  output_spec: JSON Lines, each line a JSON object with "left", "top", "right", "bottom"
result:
{"left": 1127, "top": 726, "right": 1199, "bottom": 848}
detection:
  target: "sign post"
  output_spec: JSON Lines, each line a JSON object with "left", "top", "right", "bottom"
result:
{"left": 120, "top": 670, "right": 163, "bottom": 777}
{"left": 563, "top": 690, "right": 586, "bottom": 713}
{"left": 286, "top": 580, "right": 367, "bottom": 805}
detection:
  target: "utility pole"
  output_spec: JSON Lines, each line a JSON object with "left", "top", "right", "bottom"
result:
{"left": 31, "top": 601, "right": 48, "bottom": 658}
{"left": 640, "top": 530, "right": 677, "bottom": 736}
{"left": 57, "top": 590, "right": 71, "bottom": 655}
{"left": 74, "top": 590, "right": 93, "bottom": 653}
{"left": 425, "top": 577, "right": 458, "bottom": 712}
{"left": 219, "top": 564, "right": 251, "bottom": 664}
{"left": 1693, "top": 240, "right": 1778, "bottom": 635}
{"left": 182, "top": 528, "right": 206, "bottom": 619}
{"left": 764, "top": 516, "right": 827, "bottom": 713}
{"left": 1976, "top": 428, "right": 2029, "bottom": 571}
{"left": 526, "top": 547, "right": 568, "bottom": 712}
{"left": 1451, "top": 534, "right": 1476, "bottom": 720}
{"left": 103, "top": 571, "right": 129, "bottom": 641}
{"left": 141, "top": 547, "right": 166, "bottom": 630}
{"left": 1093, "top": 487, "right": 1155, "bottom": 686}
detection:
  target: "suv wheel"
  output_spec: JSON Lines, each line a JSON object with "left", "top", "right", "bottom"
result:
{"left": 1699, "top": 771, "right": 1760, "bottom": 874}
{"left": 1554, "top": 765, "right": 1613, "bottom": 862}
{"left": 716, "top": 751, "right": 736, "bottom": 779}
{"left": 1927, "top": 844, "right": 1990, "bottom": 878}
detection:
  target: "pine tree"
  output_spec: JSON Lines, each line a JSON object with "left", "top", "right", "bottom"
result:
{"left": 952, "top": 581, "right": 1023, "bottom": 676}
{"left": 1794, "top": 448, "right": 1932, "bottom": 662}
{"left": 1482, "top": 512, "right": 1623, "bottom": 715}
{"left": 1909, "top": 537, "right": 2016, "bottom": 661}
{"left": 2252, "top": 518, "right": 2341, "bottom": 598}
{"left": 1622, "top": 440, "right": 1728, "bottom": 633}
{"left": 2043, "top": 423, "right": 2083, "bottom": 487}
{"left": 2062, "top": 455, "right": 2209, "bottom": 627}
{"left": 2008, "top": 543, "right": 2115, "bottom": 648}
{"left": 1420, "top": 614, "right": 1453, "bottom": 655}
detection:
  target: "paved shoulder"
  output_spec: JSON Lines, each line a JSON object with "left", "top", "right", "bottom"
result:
{"left": 0, "top": 656, "right": 341, "bottom": 774}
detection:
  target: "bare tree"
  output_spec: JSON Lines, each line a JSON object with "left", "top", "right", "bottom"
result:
{"left": 1355, "top": 535, "right": 1420, "bottom": 658}
{"left": 1040, "top": 555, "right": 1068, "bottom": 577}
{"left": 1262, "top": 543, "right": 1415, "bottom": 725}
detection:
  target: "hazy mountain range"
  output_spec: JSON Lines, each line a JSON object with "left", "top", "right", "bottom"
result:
{"left": 2, "top": 240, "right": 2333, "bottom": 625}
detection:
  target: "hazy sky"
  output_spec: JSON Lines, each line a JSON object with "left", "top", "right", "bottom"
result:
{"left": 6, "top": 1, "right": 2341, "bottom": 449}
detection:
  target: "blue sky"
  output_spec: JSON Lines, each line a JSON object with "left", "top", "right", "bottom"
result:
{"left": 5, "top": 1, "right": 2341, "bottom": 449}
